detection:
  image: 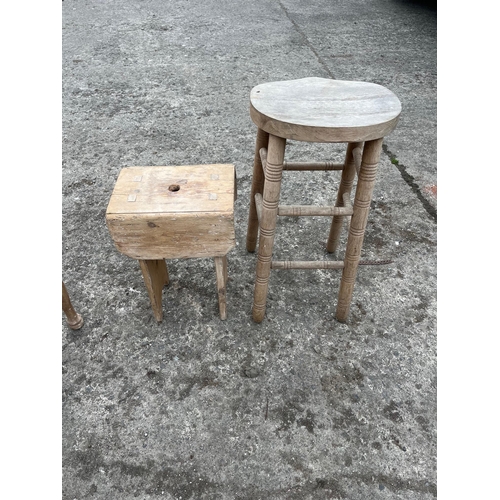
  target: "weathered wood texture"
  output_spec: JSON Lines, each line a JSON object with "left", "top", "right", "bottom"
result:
{"left": 260, "top": 146, "right": 344, "bottom": 171}
{"left": 250, "top": 77, "right": 401, "bottom": 143}
{"left": 247, "top": 78, "right": 401, "bottom": 323}
{"left": 252, "top": 134, "right": 286, "bottom": 323}
{"left": 106, "top": 165, "right": 236, "bottom": 260}
{"left": 261, "top": 147, "right": 345, "bottom": 173}
{"left": 272, "top": 260, "right": 345, "bottom": 270}
{"left": 107, "top": 164, "right": 236, "bottom": 321}
{"left": 255, "top": 193, "right": 352, "bottom": 217}
{"left": 327, "top": 142, "right": 363, "bottom": 253}
{"left": 246, "top": 128, "right": 269, "bottom": 252}
{"left": 139, "top": 259, "right": 169, "bottom": 322}
{"left": 214, "top": 256, "right": 228, "bottom": 320}
{"left": 283, "top": 161, "right": 344, "bottom": 171}
{"left": 62, "top": 281, "right": 83, "bottom": 330}
{"left": 336, "top": 138, "right": 384, "bottom": 321}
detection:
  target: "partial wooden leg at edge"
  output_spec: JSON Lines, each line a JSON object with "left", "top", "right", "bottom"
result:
{"left": 214, "top": 256, "right": 228, "bottom": 320}
{"left": 139, "top": 259, "right": 169, "bottom": 322}
{"left": 62, "top": 281, "right": 84, "bottom": 330}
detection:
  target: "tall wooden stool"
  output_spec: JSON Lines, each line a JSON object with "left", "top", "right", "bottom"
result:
{"left": 246, "top": 77, "right": 401, "bottom": 322}
{"left": 106, "top": 164, "right": 236, "bottom": 321}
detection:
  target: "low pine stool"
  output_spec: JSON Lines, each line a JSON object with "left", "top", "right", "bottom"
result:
{"left": 246, "top": 77, "right": 402, "bottom": 323}
{"left": 106, "top": 164, "right": 236, "bottom": 321}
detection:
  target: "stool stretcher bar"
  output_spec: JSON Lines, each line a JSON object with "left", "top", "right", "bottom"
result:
{"left": 283, "top": 161, "right": 344, "bottom": 171}
{"left": 254, "top": 192, "right": 353, "bottom": 220}
{"left": 259, "top": 148, "right": 344, "bottom": 173}
{"left": 277, "top": 205, "right": 352, "bottom": 216}
{"left": 271, "top": 259, "right": 393, "bottom": 270}
{"left": 272, "top": 260, "right": 345, "bottom": 270}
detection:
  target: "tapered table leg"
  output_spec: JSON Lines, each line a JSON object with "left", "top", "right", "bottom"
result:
{"left": 327, "top": 141, "right": 363, "bottom": 253}
{"left": 252, "top": 134, "right": 286, "bottom": 322}
{"left": 336, "top": 138, "right": 383, "bottom": 322}
{"left": 246, "top": 128, "right": 269, "bottom": 252}
{"left": 139, "top": 259, "right": 169, "bottom": 322}
{"left": 214, "top": 256, "right": 228, "bottom": 320}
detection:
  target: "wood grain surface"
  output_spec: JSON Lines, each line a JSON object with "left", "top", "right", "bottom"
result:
{"left": 250, "top": 77, "right": 401, "bottom": 143}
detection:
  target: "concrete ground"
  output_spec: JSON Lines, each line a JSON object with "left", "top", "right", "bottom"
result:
{"left": 62, "top": 0, "right": 437, "bottom": 498}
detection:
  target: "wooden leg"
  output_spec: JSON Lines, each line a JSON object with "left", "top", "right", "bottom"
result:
{"left": 139, "top": 259, "right": 169, "bottom": 322}
{"left": 336, "top": 138, "right": 383, "bottom": 322}
{"left": 246, "top": 127, "right": 269, "bottom": 252}
{"left": 327, "top": 141, "right": 363, "bottom": 253}
{"left": 62, "top": 281, "right": 83, "bottom": 330}
{"left": 214, "top": 256, "right": 228, "bottom": 320}
{"left": 252, "top": 134, "right": 286, "bottom": 323}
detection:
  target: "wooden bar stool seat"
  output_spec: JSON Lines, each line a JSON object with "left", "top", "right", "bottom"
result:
{"left": 106, "top": 164, "right": 236, "bottom": 321}
{"left": 246, "top": 77, "right": 401, "bottom": 322}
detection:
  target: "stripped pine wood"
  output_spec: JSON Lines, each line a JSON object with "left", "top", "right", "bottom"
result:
{"left": 246, "top": 78, "right": 401, "bottom": 323}
{"left": 255, "top": 193, "right": 263, "bottom": 223}
{"left": 277, "top": 205, "right": 353, "bottom": 217}
{"left": 283, "top": 161, "right": 344, "bottom": 171}
{"left": 139, "top": 259, "right": 169, "bottom": 322}
{"left": 259, "top": 147, "right": 344, "bottom": 172}
{"left": 246, "top": 128, "right": 269, "bottom": 252}
{"left": 255, "top": 193, "right": 352, "bottom": 218}
{"left": 250, "top": 77, "right": 401, "bottom": 143}
{"left": 252, "top": 134, "right": 286, "bottom": 323}
{"left": 106, "top": 165, "right": 235, "bottom": 260}
{"left": 327, "top": 142, "right": 363, "bottom": 252}
{"left": 272, "top": 260, "right": 345, "bottom": 270}
{"left": 107, "top": 164, "right": 234, "bottom": 216}
{"left": 214, "top": 256, "right": 228, "bottom": 320}
{"left": 107, "top": 212, "right": 235, "bottom": 260}
{"left": 107, "top": 164, "right": 236, "bottom": 321}
{"left": 352, "top": 146, "right": 363, "bottom": 175}
{"left": 336, "top": 138, "right": 384, "bottom": 321}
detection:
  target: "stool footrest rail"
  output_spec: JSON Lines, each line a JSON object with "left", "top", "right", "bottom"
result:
{"left": 271, "top": 259, "right": 393, "bottom": 270}
{"left": 254, "top": 193, "right": 353, "bottom": 219}
{"left": 277, "top": 205, "right": 353, "bottom": 216}
{"left": 283, "top": 161, "right": 344, "bottom": 171}
{"left": 259, "top": 148, "right": 344, "bottom": 173}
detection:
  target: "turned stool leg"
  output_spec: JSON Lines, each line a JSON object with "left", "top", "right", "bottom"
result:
{"left": 252, "top": 134, "right": 286, "bottom": 322}
{"left": 327, "top": 141, "right": 364, "bottom": 253}
{"left": 139, "top": 259, "right": 169, "bottom": 322}
{"left": 336, "top": 138, "right": 383, "bottom": 322}
{"left": 62, "top": 281, "right": 84, "bottom": 330}
{"left": 246, "top": 128, "right": 269, "bottom": 252}
{"left": 214, "top": 256, "right": 228, "bottom": 320}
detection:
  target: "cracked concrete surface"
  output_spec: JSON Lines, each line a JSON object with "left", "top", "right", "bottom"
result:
{"left": 62, "top": 0, "right": 437, "bottom": 498}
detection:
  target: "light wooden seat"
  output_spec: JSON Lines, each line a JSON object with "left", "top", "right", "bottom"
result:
{"left": 246, "top": 77, "right": 401, "bottom": 322}
{"left": 106, "top": 164, "right": 236, "bottom": 321}
{"left": 250, "top": 77, "right": 401, "bottom": 143}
